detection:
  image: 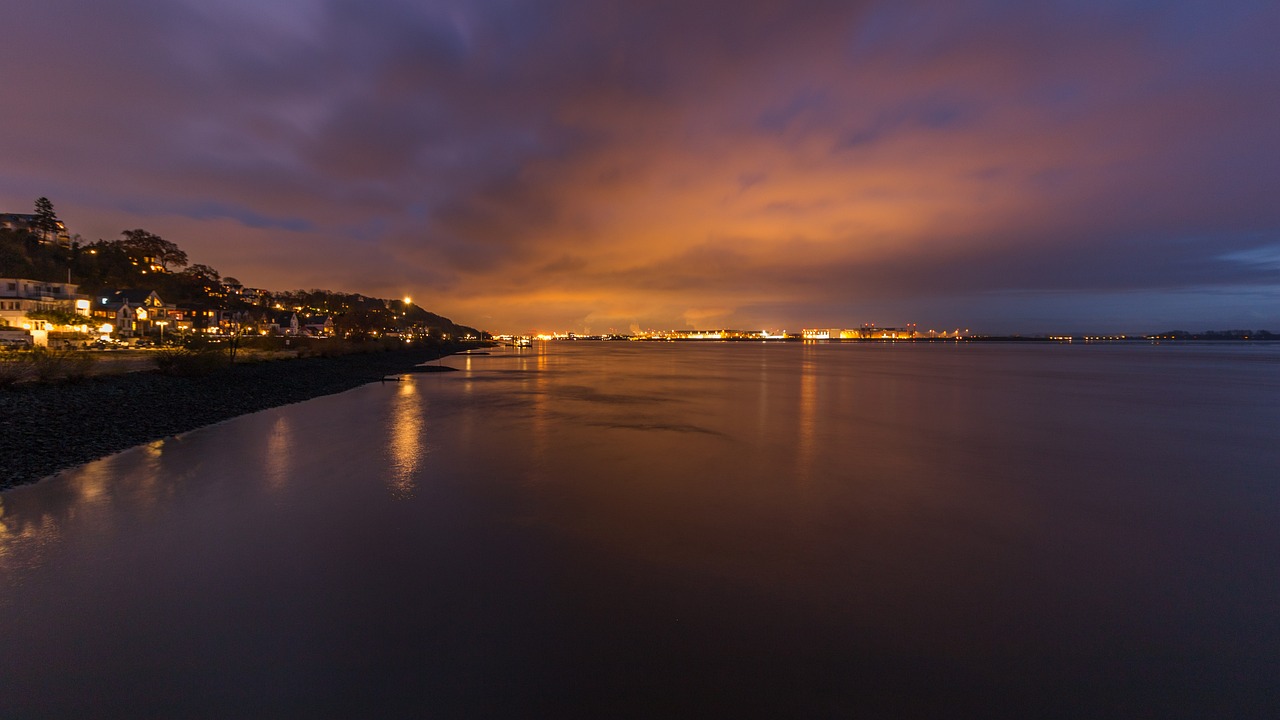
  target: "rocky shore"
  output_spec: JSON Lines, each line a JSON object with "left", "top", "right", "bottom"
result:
{"left": 0, "top": 345, "right": 470, "bottom": 490}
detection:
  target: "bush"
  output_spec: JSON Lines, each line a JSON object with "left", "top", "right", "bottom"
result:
{"left": 29, "top": 347, "right": 96, "bottom": 383}
{"left": 153, "top": 347, "right": 228, "bottom": 376}
{"left": 59, "top": 350, "right": 96, "bottom": 382}
{"left": 0, "top": 351, "right": 31, "bottom": 388}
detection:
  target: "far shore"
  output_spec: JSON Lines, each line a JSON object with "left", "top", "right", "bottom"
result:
{"left": 0, "top": 341, "right": 482, "bottom": 490}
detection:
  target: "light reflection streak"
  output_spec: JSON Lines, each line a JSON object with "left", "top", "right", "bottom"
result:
{"left": 126, "top": 441, "right": 166, "bottom": 510}
{"left": 530, "top": 344, "right": 550, "bottom": 480}
{"left": 265, "top": 415, "right": 294, "bottom": 491}
{"left": 0, "top": 501, "right": 63, "bottom": 577}
{"left": 388, "top": 376, "right": 425, "bottom": 499}
{"left": 797, "top": 344, "right": 818, "bottom": 482}
{"left": 75, "top": 460, "right": 110, "bottom": 504}
{"left": 757, "top": 350, "right": 770, "bottom": 441}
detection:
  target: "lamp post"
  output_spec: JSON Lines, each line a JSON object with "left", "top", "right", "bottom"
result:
{"left": 156, "top": 321, "right": 168, "bottom": 345}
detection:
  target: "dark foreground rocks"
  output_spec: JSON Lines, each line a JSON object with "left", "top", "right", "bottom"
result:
{"left": 0, "top": 347, "right": 464, "bottom": 490}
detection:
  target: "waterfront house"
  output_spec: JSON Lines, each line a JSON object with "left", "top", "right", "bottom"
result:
{"left": 92, "top": 289, "right": 172, "bottom": 337}
{"left": 273, "top": 311, "right": 302, "bottom": 336}
{"left": 303, "top": 315, "right": 335, "bottom": 337}
{"left": 0, "top": 278, "right": 92, "bottom": 345}
{"left": 175, "top": 304, "right": 224, "bottom": 334}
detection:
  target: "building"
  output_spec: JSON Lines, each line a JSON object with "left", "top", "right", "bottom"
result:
{"left": 91, "top": 289, "right": 175, "bottom": 338}
{"left": 801, "top": 326, "right": 918, "bottom": 340}
{"left": 0, "top": 278, "right": 92, "bottom": 345}
{"left": 175, "top": 304, "right": 225, "bottom": 334}
{"left": 303, "top": 316, "right": 335, "bottom": 337}
{"left": 631, "top": 329, "right": 788, "bottom": 340}
{"left": 0, "top": 213, "right": 72, "bottom": 247}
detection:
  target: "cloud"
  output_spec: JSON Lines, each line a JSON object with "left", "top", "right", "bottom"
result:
{"left": 1, "top": 0, "right": 1278, "bottom": 332}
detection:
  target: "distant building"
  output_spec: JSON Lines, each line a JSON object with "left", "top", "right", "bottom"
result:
{"left": 632, "top": 329, "right": 787, "bottom": 340}
{"left": 801, "top": 327, "right": 918, "bottom": 340}
{"left": 0, "top": 213, "right": 72, "bottom": 247}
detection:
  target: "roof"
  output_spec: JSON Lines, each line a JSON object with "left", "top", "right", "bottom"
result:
{"left": 100, "top": 289, "right": 161, "bottom": 305}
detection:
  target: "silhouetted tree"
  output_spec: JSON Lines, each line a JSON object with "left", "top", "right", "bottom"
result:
{"left": 33, "top": 197, "right": 59, "bottom": 243}
{"left": 120, "top": 229, "right": 188, "bottom": 271}
{"left": 183, "top": 264, "right": 221, "bottom": 283}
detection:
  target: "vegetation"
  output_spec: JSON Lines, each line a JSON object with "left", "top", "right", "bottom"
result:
{"left": 1, "top": 196, "right": 487, "bottom": 341}
{"left": 0, "top": 353, "right": 29, "bottom": 388}
{"left": 34, "top": 197, "right": 60, "bottom": 243}
{"left": 30, "top": 347, "right": 95, "bottom": 382}
{"left": 0, "top": 347, "right": 96, "bottom": 385}
{"left": 152, "top": 347, "right": 227, "bottom": 376}
{"left": 26, "top": 307, "right": 89, "bottom": 327}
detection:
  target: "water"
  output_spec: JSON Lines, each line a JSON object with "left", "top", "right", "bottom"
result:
{"left": 2, "top": 342, "right": 1278, "bottom": 717}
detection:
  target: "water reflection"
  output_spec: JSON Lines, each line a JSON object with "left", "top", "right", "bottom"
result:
{"left": 524, "top": 343, "right": 551, "bottom": 482}
{"left": 387, "top": 375, "right": 425, "bottom": 499}
{"left": 0, "top": 452, "right": 124, "bottom": 577}
{"left": 2, "top": 342, "right": 1278, "bottom": 717}
{"left": 0, "top": 496, "right": 63, "bottom": 577}
{"left": 264, "top": 415, "right": 294, "bottom": 491}
{"left": 796, "top": 344, "right": 819, "bottom": 481}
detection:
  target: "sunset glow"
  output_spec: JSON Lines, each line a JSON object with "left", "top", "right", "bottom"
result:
{"left": 2, "top": 1, "right": 1277, "bottom": 333}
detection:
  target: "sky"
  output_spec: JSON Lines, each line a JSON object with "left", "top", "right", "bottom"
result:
{"left": 2, "top": 0, "right": 1279, "bottom": 334}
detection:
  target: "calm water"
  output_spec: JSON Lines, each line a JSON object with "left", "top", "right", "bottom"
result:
{"left": 2, "top": 342, "right": 1278, "bottom": 717}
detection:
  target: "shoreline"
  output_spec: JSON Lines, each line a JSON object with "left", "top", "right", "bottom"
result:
{"left": 1, "top": 343, "right": 474, "bottom": 491}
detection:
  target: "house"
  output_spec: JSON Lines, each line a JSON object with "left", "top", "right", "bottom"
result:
{"left": 0, "top": 278, "right": 92, "bottom": 345}
{"left": 175, "top": 304, "right": 225, "bottom": 334}
{"left": 92, "top": 289, "right": 173, "bottom": 337}
{"left": 303, "top": 316, "right": 335, "bottom": 337}
{"left": 0, "top": 213, "right": 72, "bottom": 247}
{"left": 248, "top": 311, "right": 301, "bottom": 336}
{"left": 273, "top": 311, "right": 301, "bottom": 336}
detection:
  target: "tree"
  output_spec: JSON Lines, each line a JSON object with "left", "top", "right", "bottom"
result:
{"left": 26, "top": 307, "right": 88, "bottom": 327}
{"left": 119, "top": 229, "right": 188, "bottom": 271}
{"left": 183, "top": 264, "right": 221, "bottom": 283}
{"left": 335, "top": 308, "right": 391, "bottom": 341}
{"left": 34, "top": 197, "right": 59, "bottom": 243}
